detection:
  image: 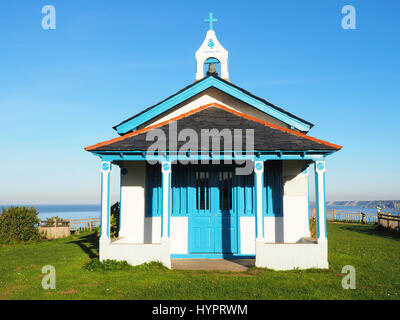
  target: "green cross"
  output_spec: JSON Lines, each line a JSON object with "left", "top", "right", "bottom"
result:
{"left": 204, "top": 12, "right": 218, "bottom": 31}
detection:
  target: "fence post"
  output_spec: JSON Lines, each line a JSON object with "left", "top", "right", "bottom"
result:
{"left": 361, "top": 212, "right": 365, "bottom": 224}
{"left": 89, "top": 217, "right": 92, "bottom": 232}
{"left": 54, "top": 218, "right": 57, "bottom": 239}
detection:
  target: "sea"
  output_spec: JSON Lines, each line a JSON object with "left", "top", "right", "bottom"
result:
{"left": 0, "top": 203, "right": 398, "bottom": 220}
{"left": 0, "top": 204, "right": 101, "bottom": 221}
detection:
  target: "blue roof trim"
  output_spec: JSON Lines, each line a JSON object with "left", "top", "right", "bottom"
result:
{"left": 89, "top": 150, "right": 333, "bottom": 162}
{"left": 115, "top": 77, "right": 312, "bottom": 134}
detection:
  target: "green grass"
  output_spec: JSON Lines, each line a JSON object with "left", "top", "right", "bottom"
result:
{"left": 0, "top": 223, "right": 399, "bottom": 300}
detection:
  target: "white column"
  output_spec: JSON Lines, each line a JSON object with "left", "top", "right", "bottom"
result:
{"left": 100, "top": 161, "right": 111, "bottom": 242}
{"left": 254, "top": 161, "right": 264, "bottom": 242}
{"left": 315, "top": 161, "right": 327, "bottom": 243}
{"left": 161, "top": 161, "right": 171, "bottom": 241}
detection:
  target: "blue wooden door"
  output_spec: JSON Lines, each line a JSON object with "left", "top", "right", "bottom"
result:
{"left": 189, "top": 166, "right": 238, "bottom": 254}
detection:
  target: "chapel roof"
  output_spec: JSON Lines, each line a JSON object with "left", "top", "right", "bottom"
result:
{"left": 86, "top": 103, "right": 341, "bottom": 152}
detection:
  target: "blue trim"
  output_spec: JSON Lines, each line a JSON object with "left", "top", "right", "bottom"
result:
{"left": 205, "top": 57, "right": 220, "bottom": 64}
{"left": 92, "top": 150, "right": 331, "bottom": 163}
{"left": 315, "top": 169, "right": 320, "bottom": 237}
{"left": 106, "top": 171, "right": 110, "bottom": 238}
{"left": 161, "top": 162, "right": 171, "bottom": 238}
{"left": 315, "top": 166, "right": 327, "bottom": 238}
{"left": 171, "top": 253, "right": 255, "bottom": 259}
{"left": 261, "top": 166, "right": 264, "bottom": 238}
{"left": 100, "top": 173, "right": 103, "bottom": 237}
{"left": 254, "top": 167, "right": 259, "bottom": 238}
{"left": 168, "top": 167, "right": 171, "bottom": 237}
{"left": 161, "top": 167, "right": 165, "bottom": 238}
{"left": 307, "top": 169, "right": 310, "bottom": 231}
{"left": 323, "top": 171, "right": 327, "bottom": 238}
{"left": 114, "top": 77, "right": 312, "bottom": 134}
{"left": 119, "top": 169, "right": 122, "bottom": 232}
{"left": 145, "top": 163, "right": 162, "bottom": 217}
{"left": 263, "top": 160, "right": 283, "bottom": 217}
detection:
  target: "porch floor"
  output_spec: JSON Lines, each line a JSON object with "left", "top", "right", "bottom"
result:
{"left": 171, "top": 259, "right": 255, "bottom": 272}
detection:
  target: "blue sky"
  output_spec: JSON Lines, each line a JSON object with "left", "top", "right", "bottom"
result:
{"left": 0, "top": 0, "right": 399, "bottom": 204}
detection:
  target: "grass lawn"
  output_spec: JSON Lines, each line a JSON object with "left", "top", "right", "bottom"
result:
{"left": 0, "top": 222, "right": 399, "bottom": 300}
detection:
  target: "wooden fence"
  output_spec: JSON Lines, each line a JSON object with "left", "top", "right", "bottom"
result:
{"left": 310, "top": 208, "right": 378, "bottom": 224}
{"left": 68, "top": 217, "right": 101, "bottom": 231}
{"left": 39, "top": 217, "right": 101, "bottom": 232}
{"left": 377, "top": 213, "right": 400, "bottom": 232}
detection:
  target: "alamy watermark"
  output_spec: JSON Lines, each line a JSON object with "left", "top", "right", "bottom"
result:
{"left": 41, "top": 265, "right": 56, "bottom": 289}
{"left": 341, "top": 5, "right": 356, "bottom": 30}
{"left": 145, "top": 122, "right": 255, "bottom": 175}
{"left": 41, "top": 5, "right": 56, "bottom": 30}
{"left": 341, "top": 265, "right": 356, "bottom": 289}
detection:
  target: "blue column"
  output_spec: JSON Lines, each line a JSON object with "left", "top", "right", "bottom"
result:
{"left": 100, "top": 161, "right": 111, "bottom": 241}
{"left": 314, "top": 161, "right": 327, "bottom": 242}
{"left": 161, "top": 161, "right": 171, "bottom": 241}
{"left": 254, "top": 161, "right": 264, "bottom": 241}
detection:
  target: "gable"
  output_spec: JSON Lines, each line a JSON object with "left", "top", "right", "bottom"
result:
{"left": 113, "top": 75, "right": 313, "bottom": 135}
{"left": 137, "top": 87, "right": 297, "bottom": 131}
{"left": 87, "top": 103, "right": 340, "bottom": 152}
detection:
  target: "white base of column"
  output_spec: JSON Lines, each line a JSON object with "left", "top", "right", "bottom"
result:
{"left": 99, "top": 238, "right": 171, "bottom": 269}
{"left": 255, "top": 241, "right": 329, "bottom": 270}
{"left": 317, "top": 237, "right": 327, "bottom": 244}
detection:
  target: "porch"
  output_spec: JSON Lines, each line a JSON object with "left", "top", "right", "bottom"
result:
{"left": 96, "top": 156, "right": 329, "bottom": 271}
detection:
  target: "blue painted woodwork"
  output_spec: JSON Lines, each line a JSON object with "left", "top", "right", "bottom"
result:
{"left": 171, "top": 254, "right": 255, "bottom": 259}
{"left": 145, "top": 162, "right": 283, "bottom": 218}
{"left": 205, "top": 57, "right": 220, "bottom": 64}
{"left": 144, "top": 162, "right": 283, "bottom": 254}
{"left": 188, "top": 165, "right": 237, "bottom": 254}
{"left": 114, "top": 76, "right": 312, "bottom": 134}
{"left": 145, "top": 163, "right": 162, "bottom": 217}
{"left": 264, "top": 161, "right": 283, "bottom": 217}
{"left": 92, "top": 149, "right": 331, "bottom": 162}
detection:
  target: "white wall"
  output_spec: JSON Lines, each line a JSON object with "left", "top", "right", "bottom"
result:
{"left": 143, "top": 217, "right": 161, "bottom": 244}
{"left": 264, "top": 216, "right": 284, "bottom": 243}
{"left": 282, "top": 160, "right": 310, "bottom": 243}
{"left": 119, "top": 162, "right": 188, "bottom": 254}
{"left": 240, "top": 217, "right": 255, "bottom": 254}
{"left": 119, "top": 161, "right": 146, "bottom": 242}
{"left": 170, "top": 217, "right": 188, "bottom": 254}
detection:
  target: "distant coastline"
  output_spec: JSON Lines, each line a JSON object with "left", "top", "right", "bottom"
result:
{"left": 326, "top": 200, "right": 400, "bottom": 213}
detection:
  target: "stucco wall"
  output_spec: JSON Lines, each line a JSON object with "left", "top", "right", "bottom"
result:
{"left": 119, "top": 161, "right": 146, "bottom": 242}
{"left": 120, "top": 163, "right": 188, "bottom": 254}
{"left": 282, "top": 160, "right": 310, "bottom": 243}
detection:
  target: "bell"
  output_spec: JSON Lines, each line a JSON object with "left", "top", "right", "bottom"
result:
{"left": 206, "top": 62, "right": 218, "bottom": 76}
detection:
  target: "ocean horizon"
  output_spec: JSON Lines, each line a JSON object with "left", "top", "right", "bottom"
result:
{"left": 0, "top": 203, "right": 398, "bottom": 221}
{"left": 0, "top": 204, "right": 101, "bottom": 220}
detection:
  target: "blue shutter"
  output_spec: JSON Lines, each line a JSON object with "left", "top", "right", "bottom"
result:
{"left": 264, "top": 161, "right": 283, "bottom": 217}
{"left": 145, "top": 163, "right": 162, "bottom": 217}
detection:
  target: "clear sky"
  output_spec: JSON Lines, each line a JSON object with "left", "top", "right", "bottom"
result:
{"left": 0, "top": 0, "right": 399, "bottom": 204}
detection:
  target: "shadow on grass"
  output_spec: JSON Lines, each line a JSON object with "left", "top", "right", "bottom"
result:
{"left": 337, "top": 224, "right": 400, "bottom": 241}
{"left": 67, "top": 232, "right": 99, "bottom": 259}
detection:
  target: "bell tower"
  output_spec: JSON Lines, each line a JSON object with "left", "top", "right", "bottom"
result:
{"left": 195, "top": 13, "right": 229, "bottom": 81}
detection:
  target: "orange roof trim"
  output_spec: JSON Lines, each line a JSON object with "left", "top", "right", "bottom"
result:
{"left": 85, "top": 103, "right": 342, "bottom": 151}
